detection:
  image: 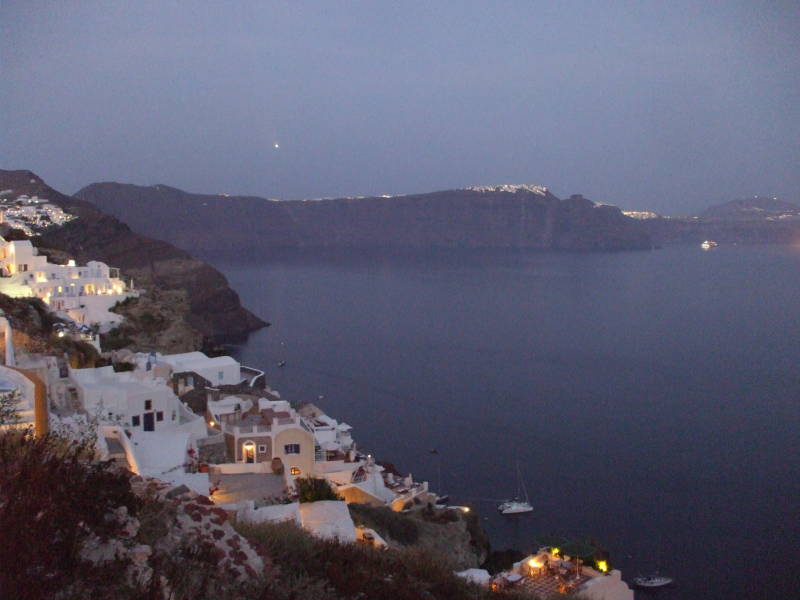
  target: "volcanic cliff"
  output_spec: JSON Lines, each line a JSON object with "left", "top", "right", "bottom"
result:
{"left": 0, "top": 170, "right": 266, "bottom": 343}
{"left": 76, "top": 182, "right": 653, "bottom": 259}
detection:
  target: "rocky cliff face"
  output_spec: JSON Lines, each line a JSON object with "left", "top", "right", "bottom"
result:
{"left": 76, "top": 182, "right": 652, "bottom": 259}
{"left": 0, "top": 170, "right": 266, "bottom": 342}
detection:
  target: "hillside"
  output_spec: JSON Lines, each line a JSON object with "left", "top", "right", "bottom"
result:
{"left": 700, "top": 196, "right": 800, "bottom": 221}
{"left": 76, "top": 182, "right": 653, "bottom": 259}
{"left": 0, "top": 431, "right": 535, "bottom": 600}
{"left": 638, "top": 196, "right": 800, "bottom": 246}
{"left": 0, "top": 170, "right": 266, "bottom": 342}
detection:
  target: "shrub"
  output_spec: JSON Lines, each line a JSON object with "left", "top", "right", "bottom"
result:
{"left": 348, "top": 503, "right": 420, "bottom": 545}
{"left": 0, "top": 430, "right": 141, "bottom": 598}
{"left": 294, "top": 476, "right": 342, "bottom": 503}
{"left": 236, "top": 520, "right": 534, "bottom": 600}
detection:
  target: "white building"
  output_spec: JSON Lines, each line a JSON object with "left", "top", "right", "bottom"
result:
{"left": 0, "top": 236, "right": 135, "bottom": 328}
{"left": 0, "top": 195, "right": 76, "bottom": 235}
{"left": 69, "top": 365, "right": 205, "bottom": 438}
{"left": 296, "top": 402, "right": 430, "bottom": 510}
{"left": 142, "top": 351, "right": 243, "bottom": 388}
{"left": 218, "top": 397, "right": 316, "bottom": 479}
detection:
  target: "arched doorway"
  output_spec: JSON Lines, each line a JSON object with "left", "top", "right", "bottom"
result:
{"left": 242, "top": 440, "right": 256, "bottom": 463}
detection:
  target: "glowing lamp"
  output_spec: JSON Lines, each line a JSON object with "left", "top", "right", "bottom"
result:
{"left": 528, "top": 557, "right": 543, "bottom": 569}
{"left": 208, "top": 420, "right": 215, "bottom": 427}
{"left": 551, "top": 547, "right": 560, "bottom": 556}
{"left": 462, "top": 506, "right": 470, "bottom": 513}
{"left": 597, "top": 560, "right": 608, "bottom": 573}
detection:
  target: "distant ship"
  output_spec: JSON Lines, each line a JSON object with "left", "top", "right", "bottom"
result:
{"left": 700, "top": 240, "right": 718, "bottom": 250}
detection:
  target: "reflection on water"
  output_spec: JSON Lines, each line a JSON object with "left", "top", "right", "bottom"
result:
{"left": 216, "top": 245, "right": 800, "bottom": 600}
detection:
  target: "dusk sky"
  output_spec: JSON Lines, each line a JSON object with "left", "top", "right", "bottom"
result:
{"left": 2, "top": 1, "right": 799, "bottom": 215}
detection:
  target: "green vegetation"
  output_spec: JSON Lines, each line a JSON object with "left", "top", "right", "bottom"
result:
{"left": 100, "top": 325, "right": 136, "bottom": 350}
{"left": 348, "top": 503, "right": 420, "bottom": 545}
{"left": 52, "top": 335, "right": 103, "bottom": 368}
{"left": 236, "top": 520, "right": 534, "bottom": 600}
{"left": 0, "top": 388, "right": 20, "bottom": 425}
{"left": 294, "top": 475, "right": 342, "bottom": 503}
{"left": 0, "top": 429, "right": 265, "bottom": 600}
{"left": 0, "top": 430, "right": 141, "bottom": 598}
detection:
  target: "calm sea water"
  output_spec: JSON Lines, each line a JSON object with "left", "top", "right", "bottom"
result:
{"left": 212, "top": 245, "right": 799, "bottom": 600}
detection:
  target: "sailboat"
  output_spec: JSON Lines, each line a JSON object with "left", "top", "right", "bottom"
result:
{"left": 633, "top": 533, "right": 673, "bottom": 587}
{"left": 632, "top": 575, "right": 673, "bottom": 588}
{"left": 498, "top": 463, "right": 533, "bottom": 514}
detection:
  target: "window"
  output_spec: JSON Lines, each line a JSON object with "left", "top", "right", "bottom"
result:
{"left": 145, "top": 400, "right": 152, "bottom": 410}
{"left": 284, "top": 443, "right": 300, "bottom": 455}
{"left": 156, "top": 411, "right": 164, "bottom": 422}
{"left": 258, "top": 444, "right": 268, "bottom": 454}
{"left": 132, "top": 415, "right": 141, "bottom": 427}
{"left": 290, "top": 467, "right": 301, "bottom": 476}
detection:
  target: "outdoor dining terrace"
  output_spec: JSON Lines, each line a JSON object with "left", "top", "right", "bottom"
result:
{"left": 492, "top": 548, "right": 616, "bottom": 598}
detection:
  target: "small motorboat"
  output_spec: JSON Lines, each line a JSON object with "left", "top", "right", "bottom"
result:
{"left": 633, "top": 575, "right": 674, "bottom": 588}
{"left": 277, "top": 360, "right": 286, "bottom": 367}
{"left": 700, "top": 240, "right": 718, "bottom": 250}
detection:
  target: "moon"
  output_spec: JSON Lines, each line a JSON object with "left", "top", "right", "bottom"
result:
{"left": 273, "top": 142, "right": 280, "bottom": 149}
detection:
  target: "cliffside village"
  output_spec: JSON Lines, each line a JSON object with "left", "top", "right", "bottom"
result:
{"left": 0, "top": 195, "right": 633, "bottom": 600}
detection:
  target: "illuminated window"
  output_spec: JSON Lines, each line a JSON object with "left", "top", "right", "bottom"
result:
{"left": 290, "top": 467, "right": 301, "bottom": 476}
{"left": 284, "top": 443, "right": 300, "bottom": 454}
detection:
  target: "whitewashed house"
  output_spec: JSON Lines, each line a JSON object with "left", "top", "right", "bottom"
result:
{"left": 139, "top": 351, "right": 243, "bottom": 389}
{"left": 69, "top": 365, "right": 205, "bottom": 437}
{"left": 219, "top": 398, "right": 315, "bottom": 479}
{"left": 0, "top": 236, "right": 135, "bottom": 328}
{"left": 296, "top": 402, "right": 431, "bottom": 510}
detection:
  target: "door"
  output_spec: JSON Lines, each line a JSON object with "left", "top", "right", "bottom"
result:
{"left": 243, "top": 441, "right": 255, "bottom": 463}
{"left": 143, "top": 412, "right": 155, "bottom": 431}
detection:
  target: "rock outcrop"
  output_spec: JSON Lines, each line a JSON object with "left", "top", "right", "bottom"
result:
{"left": 0, "top": 170, "right": 266, "bottom": 342}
